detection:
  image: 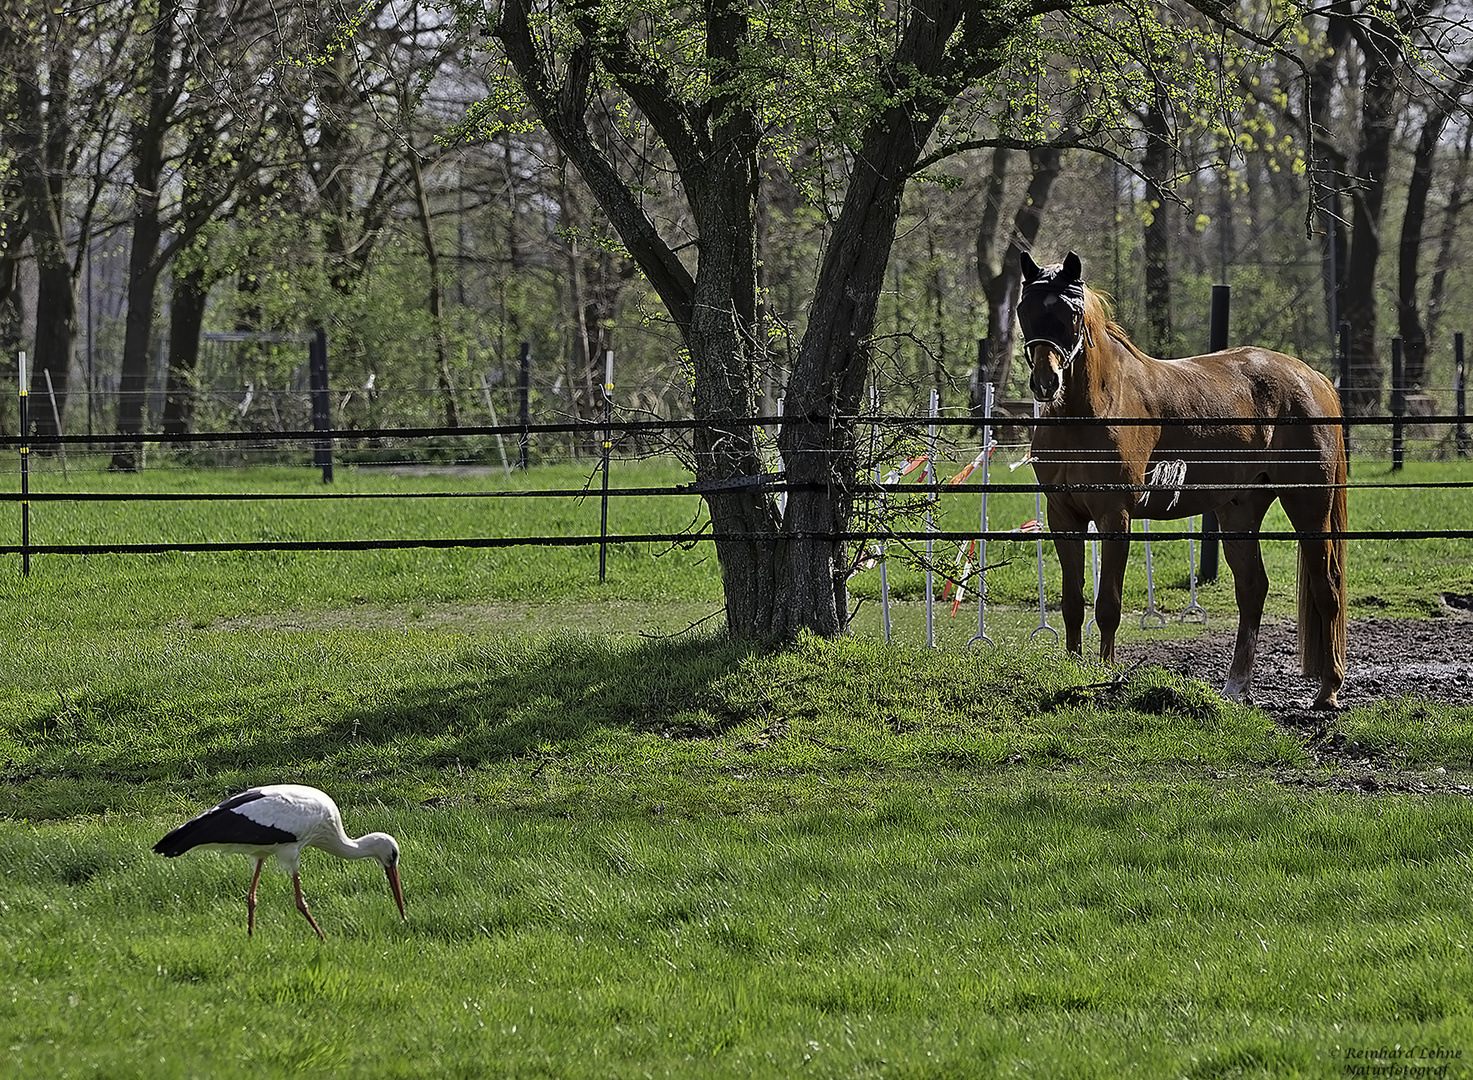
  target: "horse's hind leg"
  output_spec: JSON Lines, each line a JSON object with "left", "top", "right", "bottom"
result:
{"left": 1220, "top": 536, "right": 1268, "bottom": 701}
{"left": 1281, "top": 492, "right": 1348, "bottom": 709}
{"left": 1090, "top": 508, "right": 1132, "bottom": 665}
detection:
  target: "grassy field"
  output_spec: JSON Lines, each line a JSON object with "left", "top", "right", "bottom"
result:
{"left": 3, "top": 455, "right": 1473, "bottom": 1078}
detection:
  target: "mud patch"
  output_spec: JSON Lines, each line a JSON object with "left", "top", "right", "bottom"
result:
{"left": 1119, "top": 616, "right": 1473, "bottom": 796}
{"left": 1117, "top": 616, "right": 1473, "bottom": 715}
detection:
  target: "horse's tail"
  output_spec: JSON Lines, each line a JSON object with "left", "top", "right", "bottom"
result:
{"left": 1298, "top": 449, "right": 1348, "bottom": 682}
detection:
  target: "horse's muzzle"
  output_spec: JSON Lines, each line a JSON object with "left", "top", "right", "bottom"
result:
{"left": 1029, "top": 351, "right": 1064, "bottom": 402}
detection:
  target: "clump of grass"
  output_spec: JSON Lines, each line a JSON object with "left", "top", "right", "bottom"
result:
{"left": 1333, "top": 696, "right": 1473, "bottom": 767}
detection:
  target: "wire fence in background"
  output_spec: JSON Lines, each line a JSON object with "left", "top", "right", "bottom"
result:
{"left": 6, "top": 398, "right": 1473, "bottom": 649}
{"left": 4, "top": 410, "right": 1473, "bottom": 562}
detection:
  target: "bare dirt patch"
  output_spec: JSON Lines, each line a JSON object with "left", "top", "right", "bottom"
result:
{"left": 1116, "top": 611, "right": 1473, "bottom": 715}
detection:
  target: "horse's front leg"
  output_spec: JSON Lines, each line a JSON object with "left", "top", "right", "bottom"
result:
{"left": 1047, "top": 500, "right": 1091, "bottom": 656}
{"left": 1217, "top": 498, "right": 1275, "bottom": 702}
{"left": 1092, "top": 511, "right": 1133, "bottom": 665}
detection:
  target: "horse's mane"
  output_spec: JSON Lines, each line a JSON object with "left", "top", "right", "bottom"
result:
{"left": 1083, "top": 284, "right": 1153, "bottom": 362}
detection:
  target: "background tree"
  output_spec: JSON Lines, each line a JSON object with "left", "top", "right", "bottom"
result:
{"left": 975, "top": 140, "right": 1065, "bottom": 404}
{"left": 1, "top": 2, "right": 128, "bottom": 436}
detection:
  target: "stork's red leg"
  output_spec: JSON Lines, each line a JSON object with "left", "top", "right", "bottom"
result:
{"left": 292, "top": 874, "right": 326, "bottom": 940}
{"left": 248, "top": 858, "right": 265, "bottom": 937}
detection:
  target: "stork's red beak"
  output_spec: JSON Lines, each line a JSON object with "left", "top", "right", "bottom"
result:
{"left": 386, "top": 864, "right": 406, "bottom": 920}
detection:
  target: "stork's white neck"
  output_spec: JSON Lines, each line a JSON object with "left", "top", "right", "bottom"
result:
{"left": 315, "top": 829, "right": 398, "bottom": 866}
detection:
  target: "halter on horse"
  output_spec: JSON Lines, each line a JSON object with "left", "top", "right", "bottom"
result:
{"left": 1017, "top": 251, "right": 1348, "bottom": 709}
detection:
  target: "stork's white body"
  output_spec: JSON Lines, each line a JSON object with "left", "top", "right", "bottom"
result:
{"left": 155, "top": 784, "right": 405, "bottom": 938}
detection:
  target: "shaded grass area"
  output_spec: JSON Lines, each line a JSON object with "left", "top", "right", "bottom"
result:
{"left": 3, "top": 632, "right": 1305, "bottom": 820}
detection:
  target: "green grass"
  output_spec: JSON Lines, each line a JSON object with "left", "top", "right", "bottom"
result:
{"left": 3, "top": 456, "right": 1473, "bottom": 1077}
{"left": 5, "top": 775, "right": 1473, "bottom": 1078}
{"left": 10, "top": 455, "right": 1472, "bottom": 638}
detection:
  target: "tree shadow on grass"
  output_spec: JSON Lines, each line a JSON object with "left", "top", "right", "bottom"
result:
{"left": 10, "top": 633, "right": 771, "bottom": 801}
{"left": 342, "top": 631, "right": 769, "bottom": 770}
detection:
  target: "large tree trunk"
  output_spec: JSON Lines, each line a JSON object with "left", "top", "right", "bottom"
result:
{"left": 496, "top": 0, "right": 1010, "bottom": 640}
{"left": 1427, "top": 125, "right": 1473, "bottom": 347}
{"left": 113, "top": 0, "right": 180, "bottom": 471}
{"left": 1141, "top": 93, "right": 1174, "bottom": 355}
{"left": 976, "top": 143, "right": 1062, "bottom": 401}
{"left": 1398, "top": 107, "right": 1442, "bottom": 390}
{"left": 1397, "top": 63, "right": 1473, "bottom": 389}
{"left": 162, "top": 256, "right": 210, "bottom": 435}
{"left": 1309, "top": 4, "right": 1353, "bottom": 369}
{"left": 686, "top": 4, "right": 780, "bottom": 638}
{"left": 1339, "top": 14, "right": 1401, "bottom": 413}
{"left": 11, "top": 18, "right": 77, "bottom": 438}
{"left": 112, "top": 226, "right": 163, "bottom": 470}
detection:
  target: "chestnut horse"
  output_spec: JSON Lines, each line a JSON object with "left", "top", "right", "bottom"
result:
{"left": 1017, "top": 252, "right": 1348, "bottom": 708}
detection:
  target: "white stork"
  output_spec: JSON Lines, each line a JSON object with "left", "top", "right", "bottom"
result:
{"left": 154, "top": 784, "right": 406, "bottom": 939}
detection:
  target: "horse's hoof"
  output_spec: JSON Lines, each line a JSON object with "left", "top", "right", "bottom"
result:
{"left": 1311, "top": 695, "right": 1341, "bottom": 711}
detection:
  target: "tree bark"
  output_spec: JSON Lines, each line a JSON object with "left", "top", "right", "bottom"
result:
{"left": 1397, "top": 63, "right": 1473, "bottom": 389}
{"left": 1335, "top": 9, "right": 1407, "bottom": 413}
{"left": 113, "top": 0, "right": 183, "bottom": 470}
{"left": 162, "top": 255, "right": 210, "bottom": 435}
{"left": 1141, "top": 92, "right": 1174, "bottom": 356}
{"left": 10, "top": 14, "right": 78, "bottom": 438}
{"left": 1427, "top": 125, "right": 1473, "bottom": 347}
{"left": 976, "top": 143, "right": 1062, "bottom": 401}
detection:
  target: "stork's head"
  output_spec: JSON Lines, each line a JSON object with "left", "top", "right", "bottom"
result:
{"left": 363, "top": 833, "right": 406, "bottom": 920}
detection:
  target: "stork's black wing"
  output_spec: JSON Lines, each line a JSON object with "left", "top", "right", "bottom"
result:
{"left": 153, "top": 789, "right": 297, "bottom": 856}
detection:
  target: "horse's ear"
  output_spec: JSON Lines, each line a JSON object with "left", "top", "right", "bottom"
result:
{"left": 1062, "top": 251, "right": 1083, "bottom": 281}
{"left": 1021, "top": 251, "right": 1042, "bottom": 282}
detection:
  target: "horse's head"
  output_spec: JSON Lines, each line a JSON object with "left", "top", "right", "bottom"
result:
{"left": 1018, "top": 251, "right": 1087, "bottom": 404}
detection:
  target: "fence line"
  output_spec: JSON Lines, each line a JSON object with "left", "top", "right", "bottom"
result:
{"left": 6, "top": 477, "right": 1473, "bottom": 505}
{"left": 5, "top": 412, "right": 1473, "bottom": 447}
{"left": 3, "top": 528, "right": 1471, "bottom": 559}
{"left": 7, "top": 413, "right": 1473, "bottom": 582}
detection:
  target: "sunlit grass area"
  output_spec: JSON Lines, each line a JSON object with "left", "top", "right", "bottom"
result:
{"left": 2, "top": 456, "right": 1472, "bottom": 1077}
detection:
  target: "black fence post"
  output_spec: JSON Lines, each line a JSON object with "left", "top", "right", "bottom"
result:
{"left": 18, "top": 351, "right": 30, "bottom": 577}
{"left": 1199, "top": 284, "right": 1230, "bottom": 584}
{"left": 309, "top": 328, "right": 333, "bottom": 484}
{"left": 1390, "top": 336, "right": 1405, "bottom": 471}
{"left": 1338, "top": 321, "right": 1352, "bottom": 475}
{"left": 599, "top": 350, "right": 613, "bottom": 584}
{"left": 1457, "top": 332, "right": 1469, "bottom": 459}
{"left": 973, "top": 338, "right": 990, "bottom": 411}
{"left": 518, "top": 341, "right": 531, "bottom": 470}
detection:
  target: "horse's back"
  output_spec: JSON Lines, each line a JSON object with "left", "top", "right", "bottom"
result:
{"left": 1152, "top": 346, "right": 1341, "bottom": 423}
